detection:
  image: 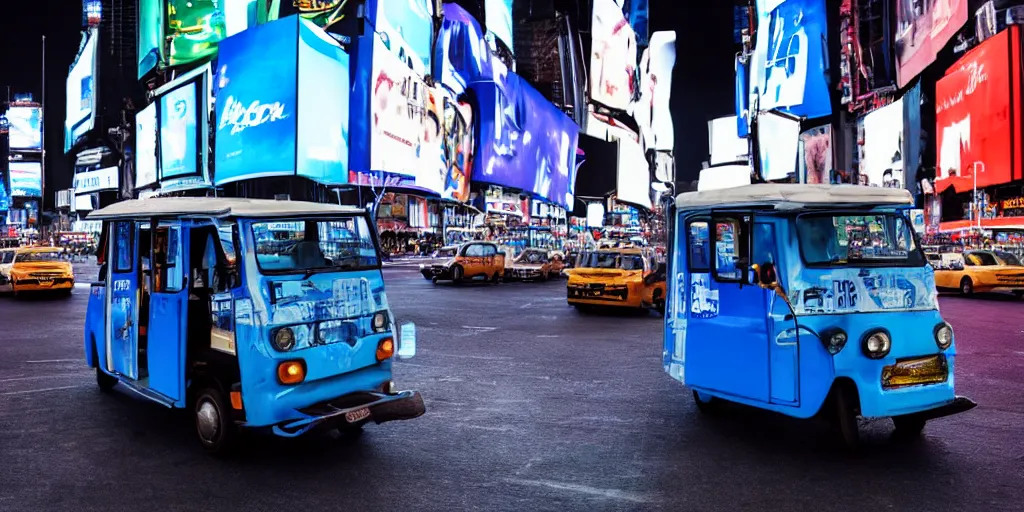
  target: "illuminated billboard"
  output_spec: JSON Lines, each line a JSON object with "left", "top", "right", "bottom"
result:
{"left": 139, "top": 0, "right": 163, "bottom": 77}
{"left": 634, "top": 31, "right": 675, "bottom": 152}
{"left": 374, "top": 0, "right": 434, "bottom": 76}
{"left": 166, "top": 0, "right": 227, "bottom": 66}
{"left": 485, "top": 0, "right": 513, "bottom": 53}
{"left": 750, "top": 0, "right": 831, "bottom": 119}
{"left": 159, "top": 80, "right": 201, "bottom": 180}
{"left": 135, "top": 102, "right": 159, "bottom": 189}
{"left": 214, "top": 15, "right": 350, "bottom": 186}
{"left": 10, "top": 162, "right": 42, "bottom": 198}
{"left": 590, "top": 0, "right": 638, "bottom": 111}
{"left": 7, "top": 107, "right": 42, "bottom": 150}
{"left": 65, "top": 29, "right": 98, "bottom": 152}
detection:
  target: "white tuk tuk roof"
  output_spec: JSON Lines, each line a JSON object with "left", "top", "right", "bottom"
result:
{"left": 675, "top": 184, "right": 913, "bottom": 211}
{"left": 88, "top": 197, "right": 366, "bottom": 221}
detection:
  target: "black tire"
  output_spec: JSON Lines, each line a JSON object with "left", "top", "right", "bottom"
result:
{"left": 491, "top": 272, "right": 501, "bottom": 284}
{"left": 891, "top": 416, "right": 926, "bottom": 440}
{"left": 431, "top": 277, "right": 438, "bottom": 285}
{"left": 960, "top": 277, "right": 974, "bottom": 295}
{"left": 1013, "top": 291, "right": 1024, "bottom": 299}
{"left": 61, "top": 288, "right": 73, "bottom": 298}
{"left": 832, "top": 387, "right": 860, "bottom": 448}
{"left": 451, "top": 265, "right": 464, "bottom": 283}
{"left": 96, "top": 368, "right": 118, "bottom": 392}
{"left": 692, "top": 390, "right": 720, "bottom": 414}
{"left": 194, "top": 387, "right": 238, "bottom": 456}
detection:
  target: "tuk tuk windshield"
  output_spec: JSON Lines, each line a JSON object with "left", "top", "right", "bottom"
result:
{"left": 251, "top": 217, "right": 380, "bottom": 273}
{"left": 796, "top": 213, "right": 924, "bottom": 267}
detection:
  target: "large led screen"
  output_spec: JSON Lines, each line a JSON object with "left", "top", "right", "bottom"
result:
{"left": 798, "top": 125, "right": 832, "bottom": 184}
{"left": 470, "top": 72, "right": 580, "bottom": 208}
{"left": 895, "top": 0, "right": 968, "bottom": 87}
{"left": 935, "top": 26, "right": 1022, "bottom": 193}
{"left": 590, "top": 0, "right": 638, "bottom": 112}
{"left": 296, "top": 18, "right": 349, "bottom": 185}
{"left": 166, "top": 0, "right": 227, "bottom": 66}
{"left": 159, "top": 80, "right": 201, "bottom": 180}
{"left": 135, "top": 102, "right": 159, "bottom": 189}
{"left": 485, "top": 0, "right": 514, "bottom": 53}
{"left": 215, "top": 17, "right": 298, "bottom": 185}
{"left": 709, "top": 116, "right": 748, "bottom": 166}
{"left": 442, "top": 98, "right": 474, "bottom": 202}
{"left": 7, "top": 107, "right": 41, "bottom": 150}
{"left": 9, "top": 162, "right": 42, "bottom": 197}
{"left": 370, "top": 35, "right": 431, "bottom": 190}
{"left": 65, "top": 29, "right": 98, "bottom": 152}
{"left": 375, "top": 0, "right": 434, "bottom": 76}
{"left": 634, "top": 31, "right": 675, "bottom": 152}
{"left": 138, "top": 0, "right": 163, "bottom": 77}
{"left": 751, "top": 0, "right": 831, "bottom": 119}
{"left": 757, "top": 111, "right": 800, "bottom": 181}
{"left": 435, "top": 3, "right": 495, "bottom": 96}
{"left": 616, "top": 137, "right": 652, "bottom": 210}
{"left": 861, "top": 98, "right": 904, "bottom": 188}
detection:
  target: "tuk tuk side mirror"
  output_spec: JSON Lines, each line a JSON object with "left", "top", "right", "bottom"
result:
{"left": 756, "top": 262, "right": 778, "bottom": 288}
{"left": 398, "top": 322, "right": 416, "bottom": 359}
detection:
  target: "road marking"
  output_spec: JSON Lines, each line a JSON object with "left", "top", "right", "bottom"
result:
{"left": 26, "top": 359, "right": 80, "bottom": 364}
{"left": 537, "top": 335, "right": 559, "bottom": 338}
{"left": 504, "top": 478, "right": 655, "bottom": 504}
{"left": 461, "top": 326, "right": 497, "bottom": 331}
{"left": 430, "top": 353, "right": 512, "bottom": 361}
{"left": 0, "top": 385, "right": 84, "bottom": 397}
{"left": 519, "top": 302, "right": 533, "bottom": 309}
{"left": 0, "top": 373, "right": 87, "bottom": 383}
{"left": 74, "top": 283, "right": 92, "bottom": 290}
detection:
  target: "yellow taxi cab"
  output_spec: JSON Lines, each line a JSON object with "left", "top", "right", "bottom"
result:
{"left": 934, "top": 249, "right": 1024, "bottom": 298}
{"left": 566, "top": 247, "right": 666, "bottom": 313}
{"left": 422, "top": 241, "right": 506, "bottom": 284}
{"left": 0, "top": 246, "right": 76, "bottom": 297}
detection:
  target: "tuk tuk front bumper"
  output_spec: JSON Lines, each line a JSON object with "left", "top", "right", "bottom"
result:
{"left": 271, "top": 390, "right": 426, "bottom": 437}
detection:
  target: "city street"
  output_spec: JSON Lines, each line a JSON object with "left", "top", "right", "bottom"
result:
{"left": 0, "top": 262, "right": 1021, "bottom": 512}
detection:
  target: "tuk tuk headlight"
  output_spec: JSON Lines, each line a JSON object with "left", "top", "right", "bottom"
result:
{"left": 819, "top": 327, "right": 848, "bottom": 355}
{"left": 372, "top": 311, "right": 389, "bottom": 333}
{"left": 272, "top": 327, "right": 296, "bottom": 352}
{"left": 861, "top": 330, "right": 892, "bottom": 359}
{"left": 934, "top": 323, "right": 953, "bottom": 350}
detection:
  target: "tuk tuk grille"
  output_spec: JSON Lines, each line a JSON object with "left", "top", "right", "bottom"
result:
{"left": 881, "top": 355, "right": 948, "bottom": 390}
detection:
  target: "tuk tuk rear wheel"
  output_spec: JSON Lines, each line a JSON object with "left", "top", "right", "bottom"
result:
{"left": 194, "top": 387, "right": 238, "bottom": 455}
{"left": 96, "top": 368, "right": 118, "bottom": 392}
{"left": 692, "top": 390, "right": 720, "bottom": 414}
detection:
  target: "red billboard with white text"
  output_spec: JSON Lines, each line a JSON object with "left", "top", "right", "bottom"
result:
{"left": 935, "top": 26, "right": 1022, "bottom": 193}
{"left": 895, "top": 0, "right": 968, "bottom": 87}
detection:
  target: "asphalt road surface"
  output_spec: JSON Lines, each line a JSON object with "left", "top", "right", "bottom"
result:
{"left": 1, "top": 262, "right": 1022, "bottom": 511}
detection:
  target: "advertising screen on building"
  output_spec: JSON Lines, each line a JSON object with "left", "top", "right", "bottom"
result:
{"left": 757, "top": 110, "right": 800, "bottom": 181}
{"left": 9, "top": 162, "right": 42, "bottom": 197}
{"left": 296, "top": 17, "right": 349, "bottom": 186}
{"left": 73, "top": 166, "right": 119, "bottom": 194}
{"left": 375, "top": 0, "right": 434, "bottom": 76}
{"left": 935, "top": 26, "right": 1022, "bottom": 193}
{"left": 634, "top": 31, "right": 675, "bottom": 152}
{"left": 370, "top": 35, "right": 431, "bottom": 190}
{"left": 590, "top": 0, "right": 638, "bottom": 112}
{"left": 470, "top": 72, "right": 579, "bottom": 208}
{"left": 750, "top": 0, "right": 831, "bottom": 119}
{"left": 215, "top": 17, "right": 299, "bottom": 185}
{"left": 166, "top": 0, "right": 227, "bottom": 66}
{"left": 65, "top": 29, "right": 98, "bottom": 152}
{"left": 616, "top": 136, "right": 652, "bottom": 210}
{"left": 443, "top": 99, "right": 474, "bottom": 202}
{"left": 135, "top": 102, "right": 159, "bottom": 188}
{"left": 435, "top": 3, "right": 495, "bottom": 96}
{"left": 709, "top": 116, "right": 749, "bottom": 166}
{"left": 798, "top": 125, "right": 832, "bottom": 184}
{"left": 861, "top": 98, "right": 905, "bottom": 188}
{"left": 138, "top": 0, "right": 163, "bottom": 77}
{"left": 895, "top": 0, "right": 968, "bottom": 87}
{"left": 7, "top": 107, "right": 41, "bottom": 150}
{"left": 159, "top": 80, "right": 201, "bottom": 180}
{"left": 485, "top": 0, "right": 514, "bottom": 53}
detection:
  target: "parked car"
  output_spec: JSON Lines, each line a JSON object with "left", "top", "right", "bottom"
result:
{"left": 503, "top": 248, "right": 560, "bottom": 281}
{"left": 933, "top": 250, "right": 1024, "bottom": 297}
{"left": 0, "top": 246, "right": 75, "bottom": 297}
{"left": 418, "top": 246, "right": 459, "bottom": 280}
{"left": 422, "top": 242, "right": 505, "bottom": 284}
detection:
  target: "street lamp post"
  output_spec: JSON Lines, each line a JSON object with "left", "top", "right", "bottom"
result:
{"left": 972, "top": 161, "right": 985, "bottom": 233}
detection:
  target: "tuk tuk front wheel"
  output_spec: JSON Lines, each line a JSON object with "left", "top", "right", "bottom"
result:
{"left": 194, "top": 387, "right": 238, "bottom": 455}
{"left": 692, "top": 390, "right": 720, "bottom": 414}
{"left": 891, "top": 416, "right": 926, "bottom": 439}
{"left": 96, "top": 368, "right": 118, "bottom": 393}
{"left": 831, "top": 387, "right": 860, "bottom": 448}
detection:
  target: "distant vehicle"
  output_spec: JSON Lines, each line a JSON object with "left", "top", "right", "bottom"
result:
{"left": 0, "top": 246, "right": 75, "bottom": 296}
{"left": 566, "top": 247, "right": 666, "bottom": 313}
{"left": 502, "top": 248, "right": 564, "bottom": 281}
{"left": 665, "top": 184, "right": 975, "bottom": 447}
{"left": 421, "top": 241, "right": 505, "bottom": 284}
{"left": 933, "top": 250, "right": 1024, "bottom": 297}
{"left": 418, "top": 246, "right": 459, "bottom": 280}
{"left": 83, "top": 198, "right": 423, "bottom": 454}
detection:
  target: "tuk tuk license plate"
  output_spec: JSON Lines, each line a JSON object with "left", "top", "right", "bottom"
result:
{"left": 345, "top": 407, "right": 371, "bottom": 423}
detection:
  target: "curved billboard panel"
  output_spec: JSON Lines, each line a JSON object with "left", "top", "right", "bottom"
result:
{"left": 590, "top": 0, "right": 638, "bottom": 112}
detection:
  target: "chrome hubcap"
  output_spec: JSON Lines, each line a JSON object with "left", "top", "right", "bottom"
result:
{"left": 196, "top": 400, "right": 220, "bottom": 443}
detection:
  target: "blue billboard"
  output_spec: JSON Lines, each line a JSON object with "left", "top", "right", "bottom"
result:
{"left": 372, "top": 0, "right": 434, "bottom": 76}
{"left": 752, "top": 0, "right": 831, "bottom": 120}
{"left": 485, "top": 0, "right": 514, "bottom": 52}
{"left": 434, "top": 3, "right": 495, "bottom": 96}
{"left": 9, "top": 162, "right": 42, "bottom": 198}
{"left": 470, "top": 72, "right": 579, "bottom": 208}
{"left": 214, "top": 17, "right": 298, "bottom": 185}
{"left": 8, "top": 107, "right": 42, "bottom": 150}
{"left": 159, "top": 80, "right": 200, "bottom": 179}
{"left": 296, "top": 18, "right": 350, "bottom": 186}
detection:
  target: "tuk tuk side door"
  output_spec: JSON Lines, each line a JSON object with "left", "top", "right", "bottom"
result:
{"left": 107, "top": 221, "right": 140, "bottom": 380}
{"left": 753, "top": 219, "right": 800, "bottom": 406}
{"left": 683, "top": 216, "right": 771, "bottom": 403}
{"left": 144, "top": 222, "right": 188, "bottom": 404}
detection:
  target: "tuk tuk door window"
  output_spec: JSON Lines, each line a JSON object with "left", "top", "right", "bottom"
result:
{"left": 113, "top": 222, "right": 134, "bottom": 273}
{"left": 153, "top": 226, "right": 183, "bottom": 293}
{"left": 686, "top": 220, "right": 711, "bottom": 272}
{"left": 711, "top": 217, "right": 750, "bottom": 283}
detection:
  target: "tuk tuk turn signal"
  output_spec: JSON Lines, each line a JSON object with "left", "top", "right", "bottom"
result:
{"left": 377, "top": 338, "right": 395, "bottom": 361}
{"left": 277, "top": 360, "right": 306, "bottom": 385}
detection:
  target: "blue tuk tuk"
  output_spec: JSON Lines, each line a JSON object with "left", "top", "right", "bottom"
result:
{"left": 83, "top": 198, "right": 425, "bottom": 453}
{"left": 663, "top": 184, "right": 975, "bottom": 445}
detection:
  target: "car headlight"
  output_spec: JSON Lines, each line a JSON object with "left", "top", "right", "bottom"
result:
{"left": 272, "top": 327, "right": 296, "bottom": 351}
{"left": 934, "top": 322, "right": 953, "bottom": 350}
{"left": 861, "top": 330, "right": 892, "bottom": 359}
{"left": 419, "top": 264, "right": 425, "bottom": 269}
{"left": 819, "top": 327, "right": 848, "bottom": 355}
{"left": 372, "top": 311, "right": 389, "bottom": 333}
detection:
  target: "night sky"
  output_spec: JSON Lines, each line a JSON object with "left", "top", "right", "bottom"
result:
{"left": 0, "top": 1, "right": 737, "bottom": 196}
